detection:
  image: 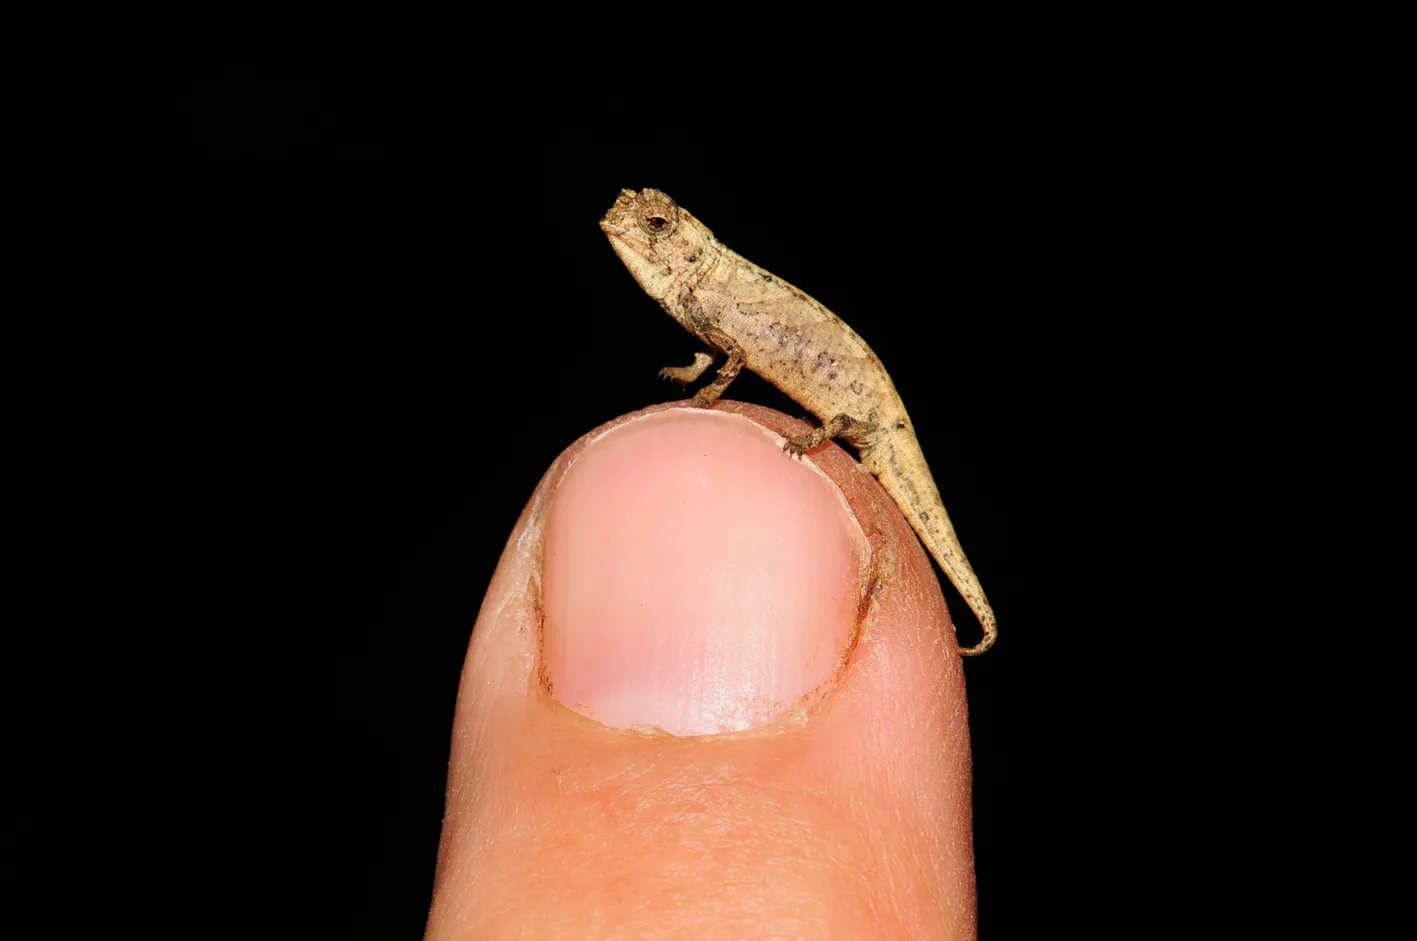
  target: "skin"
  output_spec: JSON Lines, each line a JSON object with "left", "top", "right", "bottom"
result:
{"left": 425, "top": 403, "right": 976, "bottom": 939}
{"left": 599, "top": 189, "right": 996, "bottom": 655}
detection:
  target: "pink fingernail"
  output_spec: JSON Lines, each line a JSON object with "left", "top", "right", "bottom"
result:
{"left": 542, "top": 409, "right": 864, "bottom": 736}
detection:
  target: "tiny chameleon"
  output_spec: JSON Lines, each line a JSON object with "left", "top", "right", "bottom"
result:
{"left": 600, "top": 188, "right": 996, "bottom": 656}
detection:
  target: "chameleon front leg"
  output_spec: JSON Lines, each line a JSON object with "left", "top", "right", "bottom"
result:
{"left": 784, "top": 413, "right": 876, "bottom": 457}
{"left": 658, "top": 352, "right": 715, "bottom": 385}
{"left": 686, "top": 326, "right": 745, "bottom": 408}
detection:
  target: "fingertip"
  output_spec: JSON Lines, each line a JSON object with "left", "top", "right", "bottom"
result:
{"left": 430, "top": 402, "right": 975, "bottom": 937}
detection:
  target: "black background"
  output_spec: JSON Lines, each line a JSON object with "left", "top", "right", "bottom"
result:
{"left": 9, "top": 42, "right": 1159, "bottom": 938}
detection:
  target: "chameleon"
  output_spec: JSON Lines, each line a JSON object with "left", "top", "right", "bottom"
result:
{"left": 600, "top": 188, "right": 996, "bottom": 656}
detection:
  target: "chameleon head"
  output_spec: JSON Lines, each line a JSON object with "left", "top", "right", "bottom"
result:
{"left": 599, "top": 188, "right": 714, "bottom": 306}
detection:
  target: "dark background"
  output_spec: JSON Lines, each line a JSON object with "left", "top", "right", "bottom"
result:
{"left": 9, "top": 44, "right": 1155, "bottom": 938}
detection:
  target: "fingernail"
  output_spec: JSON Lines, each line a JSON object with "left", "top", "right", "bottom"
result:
{"left": 542, "top": 409, "right": 865, "bottom": 736}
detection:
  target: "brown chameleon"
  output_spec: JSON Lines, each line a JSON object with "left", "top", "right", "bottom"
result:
{"left": 601, "top": 188, "right": 996, "bottom": 656}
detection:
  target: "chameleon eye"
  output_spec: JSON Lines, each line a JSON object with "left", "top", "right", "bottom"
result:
{"left": 635, "top": 193, "right": 679, "bottom": 237}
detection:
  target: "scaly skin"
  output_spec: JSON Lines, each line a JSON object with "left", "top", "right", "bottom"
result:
{"left": 600, "top": 188, "right": 996, "bottom": 656}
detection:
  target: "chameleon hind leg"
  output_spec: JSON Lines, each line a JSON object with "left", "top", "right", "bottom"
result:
{"left": 783, "top": 413, "right": 875, "bottom": 457}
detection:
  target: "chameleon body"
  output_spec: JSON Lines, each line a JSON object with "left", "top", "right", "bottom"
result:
{"left": 600, "top": 188, "right": 996, "bottom": 656}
